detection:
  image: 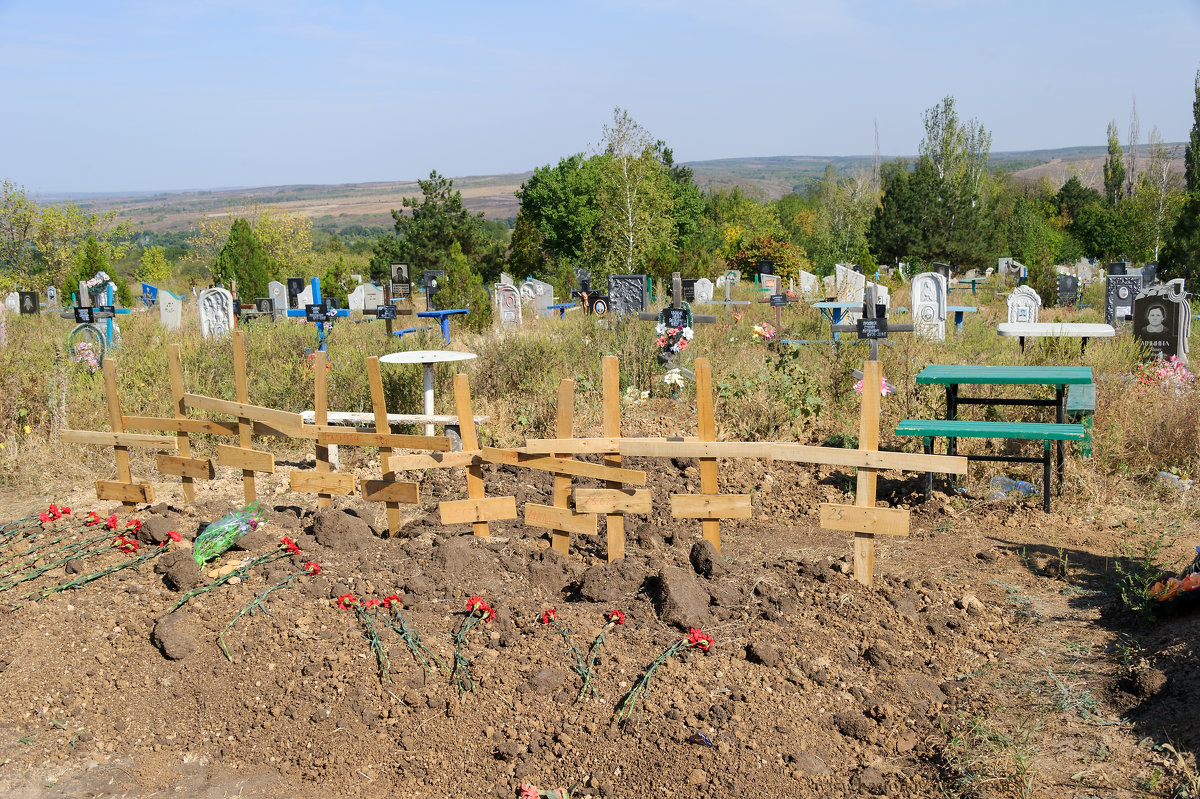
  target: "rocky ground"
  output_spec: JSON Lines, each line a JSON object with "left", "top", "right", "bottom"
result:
{"left": 0, "top": 447, "right": 1197, "bottom": 799}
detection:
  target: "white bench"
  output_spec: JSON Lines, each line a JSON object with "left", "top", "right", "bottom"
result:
{"left": 301, "top": 411, "right": 489, "bottom": 453}
{"left": 997, "top": 322, "right": 1116, "bottom": 354}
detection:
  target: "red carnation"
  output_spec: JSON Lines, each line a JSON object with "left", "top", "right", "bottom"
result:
{"left": 479, "top": 603, "right": 495, "bottom": 622}
{"left": 125, "top": 519, "right": 142, "bottom": 532}
{"left": 112, "top": 536, "right": 139, "bottom": 554}
{"left": 685, "top": 628, "right": 713, "bottom": 652}
{"left": 167, "top": 530, "right": 182, "bottom": 542}
{"left": 539, "top": 608, "right": 557, "bottom": 624}
{"left": 281, "top": 536, "right": 300, "bottom": 555}
{"left": 466, "top": 595, "right": 483, "bottom": 613}
{"left": 84, "top": 511, "right": 100, "bottom": 526}
{"left": 105, "top": 514, "right": 118, "bottom": 530}
{"left": 48, "top": 504, "right": 63, "bottom": 520}
{"left": 61, "top": 506, "right": 71, "bottom": 516}
{"left": 38, "top": 512, "right": 51, "bottom": 523}
{"left": 607, "top": 609, "right": 625, "bottom": 625}
{"left": 363, "top": 599, "right": 381, "bottom": 610}
{"left": 303, "top": 561, "right": 321, "bottom": 575}
{"left": 382, "top": 594, "right": 401, "bottom": 608}
{"left": 336, "top": 593, "right": 359, "bottom": 610}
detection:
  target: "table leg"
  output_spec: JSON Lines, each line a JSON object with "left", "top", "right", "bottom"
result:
{"left": 1055, "top": 385, "right": 1065, "bottom": 493}
{"left": 1019, "top": 336, "right": 1026, "bottom": 353}
{"left": 1081, "top": 337, "right": 1089, "bottom": 356}
{"left": 955, "top": 311, "right": 965, "bottom": 332}
{"left": 923, "top": 437, "right": 934, "bottom": 499}
{"left": 946, "top": 384, "right": 958, "bottom": 459}
{"left": 832, "top": 308, "right": 842, "bottom": 341}
{"left": 1043, "top": 441, "right": 1052, "bottom": 513}
{"left": 423, "top": 363, "right": 435, "bottom": 437}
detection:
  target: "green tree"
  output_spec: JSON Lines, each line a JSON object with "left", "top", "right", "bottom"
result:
{"left": 507, "top": 209, "right": 550, "bottom": 280}
{"left": 438, "top": 241, "right": 491, "bottom": 332}
{"left": 392, "top": 170, "right": 498, "bottom": 278}
{"left": 1103, "top": 120, "right": 1126, "bottom": 204}
{"left": 1162, "top": 69, "right": 1200, "bottom": 280}
{"left": 212, "top": 218, "right": 273, "bottom": 300}
{"left": 0, "top": 179, "right": 39, "bottom": 285}
{"left": 64, "top": 235, "right": 134, "bottom": 306}
{"left": 916, "top": 96, "right": 992, "bottom": 267}
{"left": 368, "top": 233, "right": 406, "bottom": 282}
{"left": 135, "top": 246, "right": 172, "bottom": 285}
{"left": 323, "top": 255, "right": 353, "bottom": 301}
{"left": 514, "top": 153, "right": 603, "bottom": 266}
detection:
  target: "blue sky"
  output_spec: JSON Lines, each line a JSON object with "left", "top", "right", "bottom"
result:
{"left": 3, "top": 0, "right": 1200, "bottom": 195}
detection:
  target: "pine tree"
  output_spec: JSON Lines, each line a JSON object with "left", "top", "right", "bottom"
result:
{"left": 1161, "top": 70, "right": 1200, "bottom": 280}
{"left": 438, "top": 241, "right": 491, "bottom": 332}
{"left": 212, "top": 218, "right": 274, "bottom": 300}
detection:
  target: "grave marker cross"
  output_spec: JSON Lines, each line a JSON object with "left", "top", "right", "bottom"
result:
{"left": 637, "top": 272, "right": 718, "bottom": 379}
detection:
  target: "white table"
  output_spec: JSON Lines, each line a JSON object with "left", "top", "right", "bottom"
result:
{"left": 379, "top": 350, "right": 477, "bottom": 435}
{"left": 997, "top": 322, "right": 1116, "bottom": 355}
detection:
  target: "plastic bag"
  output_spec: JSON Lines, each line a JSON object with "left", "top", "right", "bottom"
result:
{"left": 193, "top": 502, "right": 264, "bottom": 567}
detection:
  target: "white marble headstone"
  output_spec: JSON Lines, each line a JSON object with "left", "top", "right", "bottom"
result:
{"left": 799, "top": 271, "right": 820, "bottom": 298}
{"left": 494, "top": 283, "right": 522, "bottom": 328}
{"left": 500, "top": 272, "right": 514, "bottom": 286}
{"left": 3, "top": 292, "right": 17, "bottom": 314}
{"left": 520, "top": 278, "right": 554, "bottom": 315}
{"left": 348, "top": 284, "right": 366, "bottom": 312}
{"left": 912, "top": 272, "right": 948, "bottom": 341}
{"left": 1007, "top": 286, "right": 1042, "bottom": 324}
{"left": 693, "top": 277, "right": 714, "bottom": 303}
{"left": 836, "top": 265, "right": 867, "bottom": 323}
{"left": 267, "top": 281, "right": 287, "bottom": 319}
{"left": 361, "top": 284, "right": 383, "bottom": 311}
{"left": 823, "top": 275, "right": 836, "bottom": 299}
{"left": 46, "top": 286, "right": 58, "bottom": 306}
{"left": 297, "top": 285, "right": 315, "bottom": 308}
{"left": 159, "top": 290, "right": 182, "bottom": 331}
{"left": 198, "top": 287, "right": 235, "bottom": 338}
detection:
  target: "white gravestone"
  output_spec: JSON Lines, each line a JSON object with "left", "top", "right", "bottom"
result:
{"left": 912, "top": 272, "right": 948, "bottom": 341}
{"left": 799, "top": 270, "right": 820, "bottom": 298}
{"left": 46, "top": 286, "right": 58, "bottom": 306}
{"left": 494, "top": 283, "right": 522, "bottom": 328}
{"left": 823, "top": 275, "right": 836, "bottom": 299}
{"left": 361, "top": 284, "right": 383, "bottom": 311}
{"left": 520, "top": 278, "right": 554, "bottom": 316}
{"left": 693, "top": 278, "right": 714, "bottom": 303}
{"left": 836, "top": 265, "right": 867, "bottom": 323}
{"left": 760, "top": 274, "right": 780, "bottom": 294}
{"left": 268, "top": 281, "right": 288, "bottom": 319}
{"left": 159, "top": 290, "right": 182, "bottom": 331}
{"left": 499, "top": 272, "right": 514, "bottom": 286}
{"left": 348, "top": 284, "right": 366, "bottom": 312}
{"left": 724, "top": 269, "right": 739, "bottom": 285}
{"left": 198, "top": 288, "right": 235, "bottom": 338}
{"left": 3, "top": 292, "right": 17, "bottom": 314}
{"left": 296, "top": 285, "right": 315, "bottom": 309}
{"left": 1007, "top": 286, "right": 1042, "bottom": 324}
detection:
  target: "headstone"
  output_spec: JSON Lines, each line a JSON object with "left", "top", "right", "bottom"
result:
{"left": 286, "top": 278, "right": 305, "bottom": 309}
{"left": 18, "top": 291, "right": 38, "bottom": 315}
{"left": 724, "top": 269, "right": 739, "bottom": 285}
{"left": 198, "top": 288, "right": 235, "bottom": 338}
{"left": 519, "top": 277, "right": 555, "bottom": 316}
{"left": 361, "top": 284, "right": 383, "bottom": 311}
{"left": 1133, "top": 280, "right": 1190, "bottom": 365}
{"left": 296, "top": 284, "right": 315, "bottom": 310}
{"left": 693, "top": 277, "right": 714, "bottom": 303}
{"left": 760, "top": 274, "right": 780, "bottom": 294}
{"left": 799, "top": 270, "right": 820, "bottom": 298}
{"left": 932, "top": 262, "right": 952, "bottom": 280}
{"left": 46, "top": 286, "right": 58, "bottom": 306}
{"left": 756, "top": 259, "right": 774, "bottom": 275}
{"left": 348, "top": 284, "right": 366, "bottom": 312}
{"left": 268, "top": 281, "right": 287, "bottom": 319}
{"left": 499, "top": 272, "right": 514, "bottom": 286}
{"left": 351, "top": 274, "right": 363, "bottom": 285}
{"left": 1142, "top": 262, "right": 1158, "bottom": 289}
{"left": 680, "top": 278, "right": 697, "bottom": 303}
{"left": 494, "top": 282, "right": 522, "bottom": 328}
{"left": 423, "top": 270, "right": 445, "bottom": 310}
{"left": 1006, "top": 286, "right": 1042, "bottom": 324}
{"left": 3, "top": 292, "right": 18, "bottom": 314}
{"left": 1105, "top": 275, "right": 1142, "bottom": 327}
{"left": 1107, "top": 261, "right": 1128, "bottom": 276}
{"left": 823, "top": 275, "right": 836, "bottom": 299}
{"left": 836, "top": 264, "right": 867, "bottom": 322}
{"left": 390, "top": 263, "right": 412, "bottom": 300}
{"left": 608, "top": 274, "right": 648, "bottom": 317}
{"left": 1075, "top": 259, "right": 1096, "bottom": 282}
{"left": 574, "top": 268, "right": 592, "bottom": 291}
{"left": 159, "top": 290, "right": 182, "bottom": 331}
{"left": 1056, "top": 275, "right": 1080, "bottom": 307}
{"left": 912, "top": 272, "right": 948, "bottom": 341}
{"left": 254, "top": 297, "right": 275, "bottom": 315}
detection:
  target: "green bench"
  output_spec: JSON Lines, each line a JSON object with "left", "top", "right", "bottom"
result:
{"left": 1066, "top": 383, "right": 1096, "bottom": 458}
{"left": 894, "top": 419, "right": 1087, "bottom": 512}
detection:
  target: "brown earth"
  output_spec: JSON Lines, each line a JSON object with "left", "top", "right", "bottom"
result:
{"left": 0, "top": 429, "right": 1198, "bottom": 798}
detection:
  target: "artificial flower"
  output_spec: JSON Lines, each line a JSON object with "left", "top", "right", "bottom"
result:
{"left": 607, "top": 609, "right": 625, "bottom": 625}
{"left": 336, "top": 593, "right": 359, "bottom": 610}
{"left": 281, "top": 536, "right": 300, "bottom": 555}
{"left": 540, "top": 608, "right": 558, "bottom": 624}
{"left": 303, "top": 560, "right": 321, "bottom": 575}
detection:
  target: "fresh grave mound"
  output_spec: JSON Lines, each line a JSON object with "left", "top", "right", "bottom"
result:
{"left": 0, "top": 500, "right": 1020, "bottom": 798}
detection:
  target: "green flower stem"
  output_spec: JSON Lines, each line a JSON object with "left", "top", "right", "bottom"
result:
{"left": 381, "top": 606, "right": 447, "bottom": 677}
{"left": 0, "top": 542, "right": 112, "bottom": 595}
{"left": 13, "top": 546, "right": 165, "bottom": 609}
{"left": 0, "top": 529, "right": 109, "bottom": 580}
{"left": 217, "top": 572, "right": 299, "bottom": 661}
{"left": 451, "top": 610, "right": 488, "bottom": 694}
{"left": 168, "top": 547, "right": 292, "bottom": 614}
{"left": 616, "top": 639, "right": 690, "bottom": 722}
{"left": 358, "top": 607, "right": 391, "bottom": 683}
{"left": 578, "top": 621, "right": 616, "bottom": 700}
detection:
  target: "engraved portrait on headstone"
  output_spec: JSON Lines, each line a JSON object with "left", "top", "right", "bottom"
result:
{"left": 1133, "top": 280, "right": 1190, "bottom": 364}
{"left": 198, "top": 287, "right": 235, "bottom": 338}
{"left": 1105, "top": 275, "right": 1142, "bottom": 327}
{"left": 912, "top": 272, "right": 947, "bottom": 341}
{"left": 1006, "top": 286, "right": 1042, "bottom": 324}
{"left": 19, "top": 291, "right": 38, "bottom": 315}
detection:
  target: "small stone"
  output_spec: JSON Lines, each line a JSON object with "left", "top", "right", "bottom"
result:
{"left": 746, "top": 642, "right": 781, "bottom": 668}
{"left": 689, "top": 540, "right": 727, "bottom": 578}
{"left": 956, "top": 594, "right": 985, "bottom": 616}
{"left": 686, "top": 768, "right": 707, "bottom": 785}
{"left": 151, "top": 614, "right": 199, "bottom": 660}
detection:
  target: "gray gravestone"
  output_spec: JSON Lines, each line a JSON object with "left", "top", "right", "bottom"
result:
{"left": 3, "top": 292, "right": 18, "bottom": 314}
{"left": 607, "top": 274, "right": 648, "bottom": 317}
{"left": 348, "top": 284, "right": 366, "bottom": 311}
{"left": 1056, "top": 275, "right": 1079, "bottom": 307}
{"left": 1105, "top": 275, "right": 1142, "bottom": 326}
{"left": 18, "top": 291, "right": 38, "bottom": 315}
{"left": 268, "top": 281, "right": 287, "bottom": 319}
{"left": 912, "top": 272, "right": 948, "bottom": 341}
{"left": 296, "top": 284, "right": 315, "bottom": 309}
{"left": 46, "top": 286, "right": 58, "bottom": 306}
{"left": 198, "top": 288, "right": 234, "bottom": 338}
{"left": 494, "top": 282, "right": 522, "bottom": 328}
{"left": 1133, "top": 280, "right": 1190, "bottom": 365}
{"left": 499, "top": 272, "right": 514, "bottom": 286}
{"left": 693, "top": 277, "right": 714, "bottom": 303}
{"left": 1142, "top": 262, "right": 1158, "bottom": 288}
{"left": 361, "top": 284, "right": 383, "bottom": 311}
{"left": 519, "top": 277, "right": 555, "bottom": 316}
{"left": 423, "top": 270, "right": 444, "bottom": 310}
{"left": 159, "top": 290, "right": 182, "bottom": 331}
{"left": 1007, "top": 286, "right": 1042, "bottom": 323}
{"left": 799, "top": 270, "right": 820, "bottom": 298}
{"left": 1107, "top": 261, "right": 1128, "bottom": 276}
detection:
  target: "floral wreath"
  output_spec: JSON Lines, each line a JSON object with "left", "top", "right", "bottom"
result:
{"left": 655, "top": 302, "right": 695, "bottom": 355}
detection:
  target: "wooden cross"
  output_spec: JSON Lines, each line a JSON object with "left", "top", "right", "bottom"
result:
{"left": 637, "top": 271, "right": 718, "bottom": 379}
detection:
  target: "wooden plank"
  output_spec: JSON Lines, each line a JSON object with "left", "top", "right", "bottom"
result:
{"left": 523, "top": 437, "right": 623, "bottom": 455}
{"left": 573, "top": 488, "right": 652, "bottom": 515}
{"left": 317, "top": 430, "right": 452, "bottom": 450}
{"left": 95, "top": 480, "right": 153, "bottom": 504}
{"left": 819, "top": 503, "right": 910, "bottom": 537}
{"left": 367, "top": 356, "right": 402, "bottom": 537}
{"left": 855, "top": 358, "right": 882, "bottom": 586}
{"left": 670, "top": 494, "right": 752, "bottom": 519}
{"left": 156, "top": 454, "right": 216, "bottom": 480}
{"left": 123, "top": 416, "right": 241, "bottom": 436}
{"left": 216, "top": 444, "right": 275, "bottom": 473}
{"left": 60, "top": 430, "right": 178, "bottom": 449}
{"left": 361, "top": 479, "right": 420, "bottom": 504}
{"left": 387, "top": 451, "right": 481, "bottom": 471}
{"left": 168, "top": 344, "right": 195, "bottom": 503}
{"left": 601, "top": 355, "right": 625, "bottom": 562}
{"left": 439, "top": 495, "right": 518, "bottom": 525}
{"left": 182, "top": 393, "right": 304, "bottom": 431}
{"left": 102, "top": 359, "right": 136, "bottom": 510}
{"left": 695, "top": 358, "right": 721, "bottom": 551}
{"left": 454, "top": 373, "right": 490, "bottom": 538}
{"left": 480, "top": 447, "right": 647, "bottom": 486}
{"left": 618, "top": 439, "right": 968, "bottom": 474}
{"left": 526, "top": 502, "right": 597, "bottom": 537}
{"left": 550, "top": 379, "right": 575, "bottom": 555}
{"left": 291, "top": 471, "right": 356, "bottom": 496}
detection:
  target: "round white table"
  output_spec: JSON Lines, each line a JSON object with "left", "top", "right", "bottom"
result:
{"left": 379, "top": 350, "right": 477, "bottom": 436}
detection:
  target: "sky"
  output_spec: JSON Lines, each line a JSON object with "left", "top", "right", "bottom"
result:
{"left": 3, "top": 0, "right": 1200, "bottom": 196}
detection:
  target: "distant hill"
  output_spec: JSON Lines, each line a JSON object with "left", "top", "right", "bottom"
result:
{"left": 50, "top": 144, "right": 1186, "bottom": 234}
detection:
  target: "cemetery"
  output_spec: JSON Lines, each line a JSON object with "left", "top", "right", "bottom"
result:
{"left": 0, "top": 256, "right": 1198, "bottom": 799}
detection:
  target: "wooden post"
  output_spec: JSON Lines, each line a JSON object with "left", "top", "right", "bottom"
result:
{"left": 550, "top": 379, "right": 575, "bottom": 555}
{"left": 314, "top": 350, "right": 332, "bottom": 509}
{"left": 103, "top": 359, "right": 137, "bottom": 510}
{"left": 454, "top": 373, "right": 491, "bottom": 537}
{"left": 602, "top": 356, "right": 625, "bottom": 561}
{"left": 232, "top": 331, "right": 256, "bottom": 503}
{"left": 695, "top": 358, "right": 721, "bottom": 552}
{"left": 167, "top": 344, "right": 194, "bottom": 503}
{"left": 366, "top": 356, "right": 402, "bottom": 536}
{"left": 383, "top": 284, "right": 394, "bottom": 338}
{"left": 854, "top": 358, "right": 882, "bottom": 585}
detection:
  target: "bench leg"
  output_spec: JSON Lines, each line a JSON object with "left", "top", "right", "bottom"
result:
{"left": 1043, "top": 440, "right": 1052, "bottom": 513}
{"left": 1055, "top": 386, "right": 1065, "bottom": 492}
{"left": 923, "top": 437, "right": 934, "bottom": 500}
